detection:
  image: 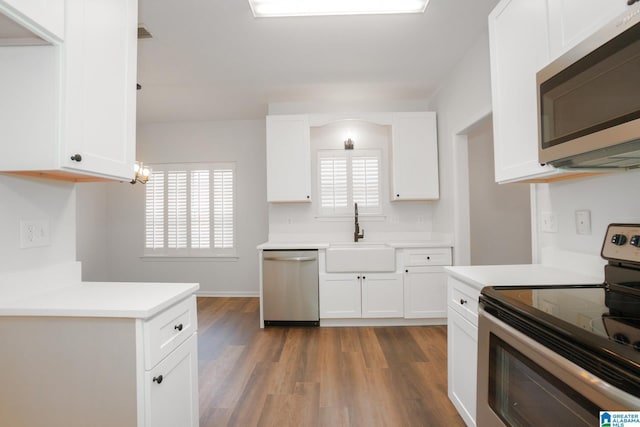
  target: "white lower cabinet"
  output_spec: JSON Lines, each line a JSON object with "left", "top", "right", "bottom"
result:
{"left": 319, "top": 273, "right": 402, "bottom": 319}
{"left": 319, "top": 274, "right": 362, "bottom": 318}
{"left": 448, "top": 307, "right": 478, "bottom": 427}
{"left": 404, "top": 267, "right": 448, "bottom": 318}
{"left": 0, "top": 295, "right": 199, "bottom": 427}
{"left": 361, "top": 273, "right": 403, "bottom": 318}
{"left": 447, "top": 276, "right": 482, "bottom": 427}
{"left": 319, "top": 247, "right": 452, "bottom": 321}
{"left": 146, "top": 334, "right": 199, "bottom": 427}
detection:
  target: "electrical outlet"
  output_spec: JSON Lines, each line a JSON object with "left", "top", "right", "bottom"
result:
{"left": 575, "top": 210, "right": 591, "bottom": 235}
{"left": 20, "top": 220, "right": 51, "bottom": 248}
{"left": 540, "top": 212, "right": 558, "bottom": 233}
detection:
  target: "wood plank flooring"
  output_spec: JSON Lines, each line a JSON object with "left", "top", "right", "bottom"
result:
{"left": 197, "top": 297, "right": 465, "bottom": 427}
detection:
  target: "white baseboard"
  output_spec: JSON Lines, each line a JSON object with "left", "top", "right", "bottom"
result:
{"left": 196, "top": 290, "right": 260, "bottom": 298}
{"left": 320, "top": 317, "right": 447, "bottom": 327}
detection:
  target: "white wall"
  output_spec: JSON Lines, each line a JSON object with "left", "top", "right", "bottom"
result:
{"left": 429, "top": 31, "right": 493, "bottom": 265}
{"left": 0, "top": 175, "right": 76, "bottom": 273}
{"left": 76, "top": 120, "right": 268, "bottom": 296}
{"left": 534, "top": 170, "right": 640, "bottom": 260}
{"left": 76, "top": 182, "right": 110, "bottom": 281}
{"left": 468, "top": 117, "right": 532, "bottom": 265}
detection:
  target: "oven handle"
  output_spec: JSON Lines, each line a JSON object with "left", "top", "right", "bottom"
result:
{"left": 479, "top": 308, "right": 640, "bottom": 410}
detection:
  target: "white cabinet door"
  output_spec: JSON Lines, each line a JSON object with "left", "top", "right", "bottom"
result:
{"left": 489, "top": 0, "right": 558, "bottom": 183}
{"left": 0, "top": 0, "right": 65, "bottom": 42}
{"left": 0, "top": 0, "right": 136, "bottom": 182}
{"left": 61, "top": 0, "right": 137, "bottom": 181}
{"left": 319, "top": 274, "right": 361, "bottom": 318}
{"left": 266, "top": 115, "right": 311, "bottom": 202}
{"left": 391, "top": 112, "right": 439, "bottom": 200}
{"left": 547, "top": 0, "right": 628, "bottom": 61}
{"left": 145, "top": 333, "right": 199, "bottom": 427}
{"left": 361, "top": 273, "right": 403, "bottom": 318}
{"left": 403, "top": 267, "right": 447, "bottom": 318}
{"left": 448, "top": 308, "right": 478, "bottom": 427}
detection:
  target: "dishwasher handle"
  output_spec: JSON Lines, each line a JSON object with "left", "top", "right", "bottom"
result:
{"left": 263, "top": 255, "right": 317, "bottom": 262}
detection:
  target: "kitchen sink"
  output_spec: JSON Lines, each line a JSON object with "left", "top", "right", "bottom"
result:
{"left": 325, "top": 242, "right": 395, "bottom": 272}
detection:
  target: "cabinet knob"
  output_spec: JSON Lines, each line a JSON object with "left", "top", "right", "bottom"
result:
{"left": 396, "top": 194, "right": 400, "bottom": 198}
{"left": 362, "top": 276, "right": 366, "bottom": 280}
{"left": 427, "top": 256, "right": 431, "bottom": 260}
{"left": 460, "top": 299, "right": 467, "bottom": 305}
{"left": 357, "top": 275, "right": 361, "bottom": 279}
{"left": 306, "top": 195, "right": 310, "bottom": 199}
{"left": 70, "top": 154, "right": 82, "bottom": 162}
{"left": 405, "top": 269, "right": 409, "bottom": 273}
{"left": 153, "top": 375, "right": 164, "bottom": 384}
{"left": 174, "top": 324, "right": 184, "bottom": 331}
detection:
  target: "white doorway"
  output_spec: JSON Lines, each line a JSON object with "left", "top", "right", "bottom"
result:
{"left": 466, "top": 116, "right": 532, "bottom": 264}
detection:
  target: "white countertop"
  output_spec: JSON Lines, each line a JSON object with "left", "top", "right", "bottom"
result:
{"left": 444, "top": 264, "right": 603, "bottom": 291}
{"left": 257, "top": 242, "right": 331, "bottom": 250}
{"left": 0, "top": 281, "right": 200, "bottom": 318}
{"left": 257, "top": 240, "right": 453, "bottom": 250}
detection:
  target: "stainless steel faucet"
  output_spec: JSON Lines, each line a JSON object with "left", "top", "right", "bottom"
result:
{"left": 354, "top": 202, "right": 364, "bottom": 242}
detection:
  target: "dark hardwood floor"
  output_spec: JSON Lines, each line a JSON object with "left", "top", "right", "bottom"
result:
{"left": 197, "top": 297, "right": 465, "bottom": 427}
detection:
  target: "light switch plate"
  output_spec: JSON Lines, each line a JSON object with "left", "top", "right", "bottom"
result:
{"left": 575, "top": 210, "right": 591, "bottom": 235}
{"left": 20, "top": 220, "right": 51, "bottom": 248}
{"left": 540, "top": 212, "right": 558, "bottom": 233}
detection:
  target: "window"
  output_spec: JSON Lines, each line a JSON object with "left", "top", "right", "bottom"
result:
{"left": 144, "top": 162, "right": 235, "bottom": 257}
{"left": 318, "top": 150, "right": 381, "bottom": 216}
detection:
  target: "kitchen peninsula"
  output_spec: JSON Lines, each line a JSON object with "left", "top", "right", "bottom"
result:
{"left": 0, "top": 263, "right": 200, "bottom": 427}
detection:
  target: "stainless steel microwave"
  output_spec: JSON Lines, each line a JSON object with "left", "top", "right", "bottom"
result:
{"left": 537, "top": 6, "right": 640, "bottom": 169}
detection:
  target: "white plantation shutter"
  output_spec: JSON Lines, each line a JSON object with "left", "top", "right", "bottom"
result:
{"left": 167, "top": 171, "right": 188, "bottom": 249}
{"left": 190, "top": 170, "right": 210, "bottom": 249}
{"left": 317, "top": 150, "right": 381, "bottom": 216}
{"left": 213, "top": 169, "right": 234, "bottom": 249}
{"left": 352, "top": 156, "right": 379, "bottom": 211}
{"left": 145, "top": 171, "right": 165, "bottom": 249}
{"left": 144, "top": 163, "right": 235, "bottom": 256}
{"left": 319, "top": 157, "right": 348, "bottom": 215}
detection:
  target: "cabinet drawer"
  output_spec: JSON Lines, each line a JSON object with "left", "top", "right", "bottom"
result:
{"left": 448, "top": 278, "right": 479, "bottom": 325}
{"left": 403, "top": 248, "right": 452, "bottom": 267}
{"left": 144, "top": 296, "right": 197, "bottom": 370}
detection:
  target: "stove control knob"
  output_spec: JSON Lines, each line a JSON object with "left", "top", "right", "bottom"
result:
{"left": 611, "top": 234, "right": 628, "bottom": 246}
{"left": 631, "top": 235, "right": 640, "bottom": 248}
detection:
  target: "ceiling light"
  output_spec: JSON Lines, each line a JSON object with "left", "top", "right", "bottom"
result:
{"left": 248, "top": 0, "right": 429, "bottom": 17}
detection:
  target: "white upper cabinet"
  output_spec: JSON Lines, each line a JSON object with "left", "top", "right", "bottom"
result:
{"left": 489, "top": 0, "right": 632, "bottom": 184}
{"left": 489, "top": 0, "right": 557, "bottom": 184}
{"left": 547, "top": 0, "right": 628, "bottom": 61}
{"left": 61, "top": 0, "right": 137, "bottom": 180}
{"left": 0, "top": 0, "right": 137, "bottom": 182}
{"left": 266, "top": 114, "right": 311, "bottom": 202}
{"left": 0, "top": 0, "right": 65, "bottom": 43}
{"left": 390, "top": 112, "right": 439, "bottom": 200}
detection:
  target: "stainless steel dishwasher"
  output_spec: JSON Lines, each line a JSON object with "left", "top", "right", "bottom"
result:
{"left": 262, "top": 249, "right": 319, "bottom": 326}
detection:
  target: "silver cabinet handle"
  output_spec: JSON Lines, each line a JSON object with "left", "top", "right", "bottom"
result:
{"left": 263, "top": 256, "right": 317, "bottom": 262}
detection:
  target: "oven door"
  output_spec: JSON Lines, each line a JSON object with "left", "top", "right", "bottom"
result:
{"left": 477, "top": 308, "right": 640, "bottom": 427}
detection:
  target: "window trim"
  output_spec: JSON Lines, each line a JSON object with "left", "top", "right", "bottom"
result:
{"left": 143, "top": 162, "right": 236, "bottom": 258}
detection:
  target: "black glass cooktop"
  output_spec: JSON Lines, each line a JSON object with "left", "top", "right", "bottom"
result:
{"left": 481, "top": 283, "right": 640, "bottom": 396}
{"left": 482, "top": 283, "right": 640, "bottom": 349}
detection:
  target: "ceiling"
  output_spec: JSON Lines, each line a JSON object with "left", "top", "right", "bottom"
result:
{"left": 136, "top": 0, "right": 500, "bottom": 123}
